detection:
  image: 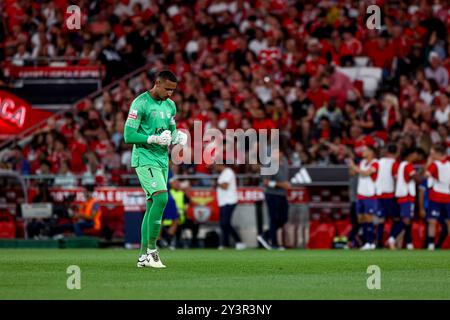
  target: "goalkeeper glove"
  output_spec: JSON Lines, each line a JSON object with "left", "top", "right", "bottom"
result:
{"left": 147, "top": 130, "right": 172, "bottom": 146}
{"left": 172, "top": 131, "right": 188, "bottom": 146}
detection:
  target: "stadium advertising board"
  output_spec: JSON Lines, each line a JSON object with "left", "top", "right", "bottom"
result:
{"left": 27, "top": 186, "right": 308, "bottom": 222}
{"left": 186, "top": 187, "right": 308, "bottom": 222}
{"left": 3, "top": 66, "right": 104, "bottom": 105}
{"left": 5, "top": 66, "right": 104, "bottom": 79}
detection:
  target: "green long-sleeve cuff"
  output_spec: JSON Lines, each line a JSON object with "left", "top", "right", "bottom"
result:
{"left": 169, "top": 124, "right": 177, "bottom": 139}
{"left": 124, "top": 125, "right": 148, "bottom": 144}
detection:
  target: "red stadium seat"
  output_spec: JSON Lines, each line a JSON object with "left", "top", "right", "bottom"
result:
{"left": 0, "top": 222, "right": 16, "bottom": 238}
{"left": 411, "top": 221, "right": 426, "bottom": 249}
{"left": 15, "top": 219, "right": 25, "bottom": 238}
{"left": 334, "top": 219, "right": 352, "bottom": 237}
{"left": 101, "top": 205, "right": 125, "bottom": 238}
{"left": 435, "top": 224, "right": 450, "bottom": 249}
{"left": 308, "top": 221, "right": 336, "bottom": 249}
{"left": 0, "top": 212, "right": 16, "bottom": 239}
{"left": 441, "top": 237, "right": 450, "bottom": 249}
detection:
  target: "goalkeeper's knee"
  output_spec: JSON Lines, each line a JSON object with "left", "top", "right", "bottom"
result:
{"left": 152, "top": 191, "right": 168, "bottom": 209}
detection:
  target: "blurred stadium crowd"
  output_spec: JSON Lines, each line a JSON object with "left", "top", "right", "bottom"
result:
{"left": 1, "top": 0, "right": 450, "bottom": 183}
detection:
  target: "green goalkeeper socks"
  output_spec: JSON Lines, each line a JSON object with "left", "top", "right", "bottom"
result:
{"left": 139, "top": 200, "right": 153, "bottom": 256}
{"left": 147, "top": 191, "right": 168, "bottom": 250}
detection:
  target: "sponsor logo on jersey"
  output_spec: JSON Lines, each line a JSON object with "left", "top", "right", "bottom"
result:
{"left": 128, "top": 109, "right": 138, "bottom": 120}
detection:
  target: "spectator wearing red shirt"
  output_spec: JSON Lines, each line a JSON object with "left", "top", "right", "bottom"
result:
{"left": 281, "top": 38, "right": 301, "bottom": 71}
{"left": 347, "top": 125, "right": 377, "bottom": 159}
{"left": 391, "top": 24, "right": 413, "bottom": 59}
{"left": 325, "top": 65, "right": 357, "bottom": 109}
{"left": 222, "top": 27, "right": 241, "bottom": 54}
{"left": 339, "top": 31, "right": 362, "bottom": 66}
{"left": 312, "top": 116, "right": 339, "bottom": 144}
{"left": 226, "top": 108, "right": 243, "bottom": 130}
{"left": 47, "top": 138, "right": 70, "bottom": 174}
{"left": 4, "top": 0, "right": 27, "bottom": 32}
{"left": 364, "top": 31, "right": 395, "bottom": 70}
{"left": 90, "top": 129, "right": 111, "bottom": 160}
{"left": 170, "top": 51, "right": 191, "bottom": 79}
{"left": 69, "top": 131, "right": 88, "bottom": 174}
{"left": 271, "top": 97, "right": 290, "bottom": 130}
{"left": 325, "top": 30, "right": 343, "bottom": 66}
{"left": 252, "top": 109, "right": 275, "bottom": 131}
{"left": 305, "top": 53, "right": 327, "bottom": 76}
{"left": 306, "top": 76, "right": 329, "bottom": 109}
{"left": 130, "top": 2, "right": 150, "bottom": 25}
{"left": 258, "top": 46, "right": 282, "bottom": 68}
{"left": 60, "top": 112, "right": 78, "bottom": 142}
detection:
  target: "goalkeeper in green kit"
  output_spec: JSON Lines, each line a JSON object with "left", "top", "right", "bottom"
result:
{"left": 124, "top": 70, "right": 187, "bottom": 268}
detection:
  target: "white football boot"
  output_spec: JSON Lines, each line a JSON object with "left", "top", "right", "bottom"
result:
{"left": 137, "top": 254, "right": 150, "bottom": 268}
{"left": 406, "top": 243, "right": 414, "bottom": 250}
{"left": 387, "top": 237, "right": 396, "bottom": 250}
{"left": 360, "top": 243, "right": 372, "bottom": 250}
{"left": 146, "top": 249, "right": 166, "bottom": 268}
{"left": 428, "top": 243, "right": 435, "bottom": 251}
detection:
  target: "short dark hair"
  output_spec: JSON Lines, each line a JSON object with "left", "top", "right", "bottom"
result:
{"left": 416, "top": 147, "right": 427, "bottom": 159}
{"left": 386, "top": 143, "right": 397, "bottom": 155}
{"left": 401, "top": 147, "right": 417, "bottom": 160}
{"left": 157, "top": 70, "right": 178, "bottom": 83}
{"left": 431, "top": 144, "right": 446, "bottom": 155}
{"left": 366, "top": 145, "right": 378, "bottom": 157}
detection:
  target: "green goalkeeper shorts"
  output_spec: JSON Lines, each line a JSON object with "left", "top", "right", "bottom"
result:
{"left": 135, "top": 165, "right": 168, "bottom": 199}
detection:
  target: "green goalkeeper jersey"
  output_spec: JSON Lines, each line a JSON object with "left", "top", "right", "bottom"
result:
{"left": 123, "top": 91, "right": 177, "bottom": 169}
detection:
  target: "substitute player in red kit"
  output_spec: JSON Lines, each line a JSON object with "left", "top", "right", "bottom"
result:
{"left": 424, "top": 144, "right": 450, "bottom": 250}
{"left": 349, "top": 145, "right": 378, "bottom": 250}
{"left": 387, "top": 148, "right": 421, "bottom": 250}
{"left": 374, "top": 144, "right": 399, "bottom": 248}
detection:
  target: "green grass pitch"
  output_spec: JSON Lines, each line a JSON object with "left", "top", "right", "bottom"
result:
{"left": 0, "top": 249, "right": 449, "bottom": 300}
